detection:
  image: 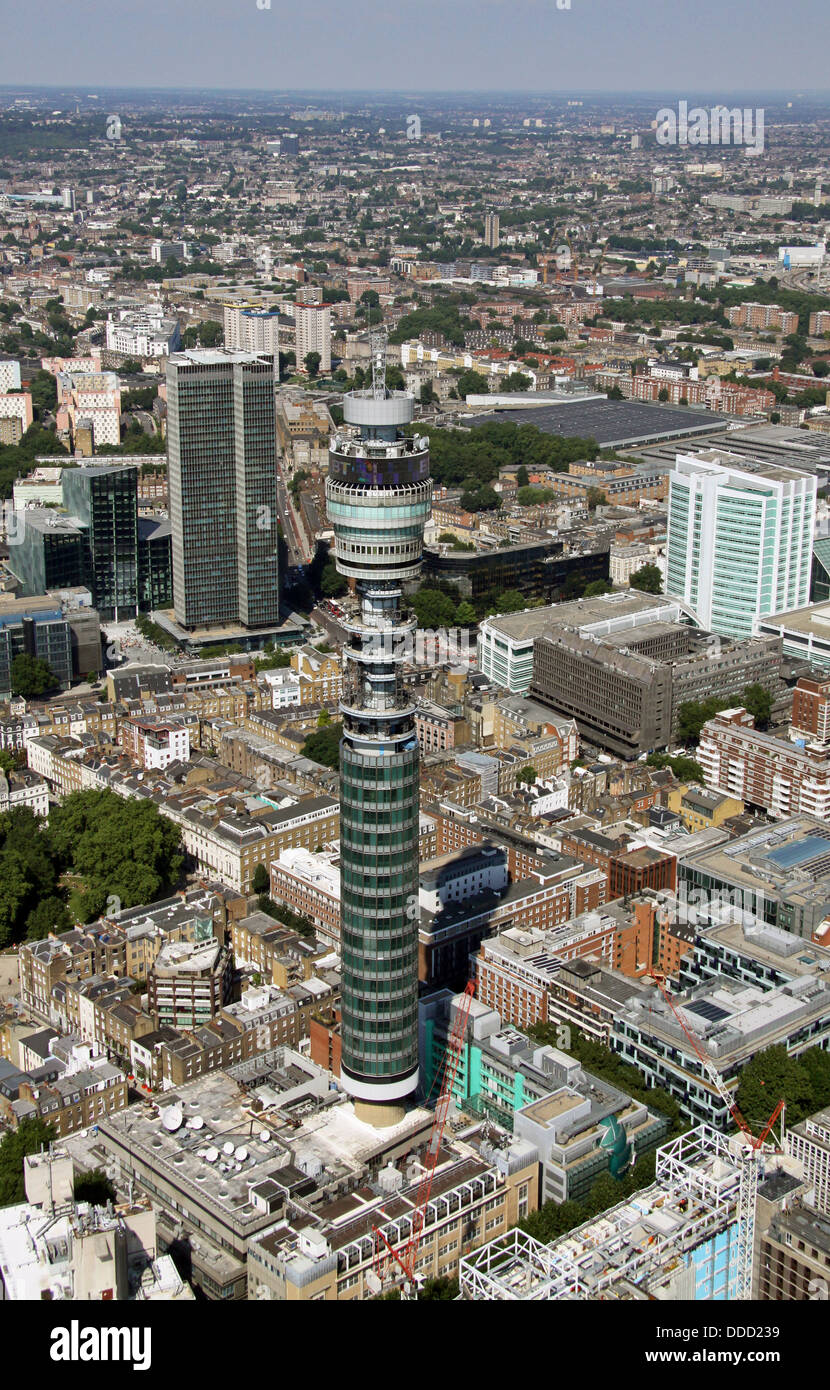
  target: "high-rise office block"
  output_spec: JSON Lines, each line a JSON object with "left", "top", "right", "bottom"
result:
{"left": 325, "top": 338, "right": 431, "bottom": 1125}
{"left": 484, "top": 212, "right": 500, "bottom": 250}
{"left": 166, "top": 350, "right": 279, "bottom": 631}
{"left": 666, "top": 450, "right": 816, "bottom": 639}
{"left": 295, "top": 303, "right": 331, "bottom": 374}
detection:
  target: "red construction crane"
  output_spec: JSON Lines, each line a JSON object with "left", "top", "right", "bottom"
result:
{"left": 373, "top": 980, "right": 476, "bottom": 1295}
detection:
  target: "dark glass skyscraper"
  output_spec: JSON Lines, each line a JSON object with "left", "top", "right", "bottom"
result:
{"left": 62, "top": 463, "right": 139, "bottom": 621}
{"left": 326, "top": 341, "right": 431, "bottom": 1126}
{"left": 167, "top": 350, "right": 279, "bottom": 631}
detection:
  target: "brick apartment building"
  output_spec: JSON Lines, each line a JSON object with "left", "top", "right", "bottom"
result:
{"left": 792, "top": 676, "right": 830, "bottom": 746}
{"left": 698, "top": 708, "right": 830, "bottom": 820}
{"left": 726, "top": 303, "right": 799, "bottom": 334}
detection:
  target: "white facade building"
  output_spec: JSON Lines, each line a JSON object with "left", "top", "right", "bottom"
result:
{"left": 0, "top": 359, "right": 22, "bottom": 392}
{"left": 294, "top": 302, "right": 331, "bottom": 373}
{"left": 666, "top": 450, "right": 817, "bottom": 639}
{"left": 224, "top": 305, "right": 280, "bottom": 355}
{"left": 106, "top": 307, "right": 181, "bottom": 358}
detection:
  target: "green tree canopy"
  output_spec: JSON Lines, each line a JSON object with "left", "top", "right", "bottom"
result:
{"left": 48, "top": 790, "right": 183, "bottom": 922}
{"left": 301, "top": 724, "right": 342, "bottom": 770}
{"left": 629, "top": 563, "right": 663, "bottom": 594}
{"left": 73, "top": 1169, "right": 117, "bottom": 1206}
{"left": 252, "top": 863, "right": 270, "bottom": 896}
{"left": 411, "top": 588, "right": 458, "bottom": 629}
{"left": 735, "top": 1045, "right": 813, "bottom": 1132}
{"left": 0, "top": 1117, "right": 56, "bottom": 1207}
{"left": 646, "top": 753, "right": 705, "bottom": 784}
{"left": 10, "top": 653, "right": 59, "bottom": 698}
{"left": 320, "top": 561, "right": 347, "bottom": 598}
{"left": 25, "top": 896, "right": 73, "bottom": 941}
{"left": 742, "top": 683, "right": 773, "bottom": 730}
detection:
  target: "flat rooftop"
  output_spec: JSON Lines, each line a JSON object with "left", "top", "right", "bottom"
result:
{"left": 760, "top": 600, "right": 830, "bottom": 640}
{"left": 467, "top": 399, "right": 725, "bottom": 448}
{"left": 480, "top": 591, "right": 674, "bottom": 642}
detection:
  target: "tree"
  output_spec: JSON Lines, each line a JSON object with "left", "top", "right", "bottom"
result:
{"left": 629, "top": 563, "right": 663, "bottom": 594}
{"left": 646, "top": 753, "right": 705, "bottom": 784}
{"left": 584, "top": 580, "right": 612, "bottom": 597}
{"left": 742, "top": 683, "right": 773, "bottom": 730}
{"left": 658, "top": 387, "right": 670, "bottom": 402}
{"left": 412, "top": 587, "right": 457, "bottom": 629}
{"left": 317, "top": 708, "right": 331, "bottom": 727}
{"left": 500, "top": 372, "right": 532, "bottom": 393}
{"left": 0, "top": 1117, "right": 55, "bottom": 1207}
{"left": 420, "top": 381, "right": 438, "bottom": 406}
{"left": 25, "top": 896, "right": 72, "bottom": 941}
{"left": 456, "top": 369, "right": 489, "bottom": 398}
{"left": 735, "top": 1045, "right": 813, "bottom": 1131}
{"left": 320, "top": 561, "right": 347, "bottom": 598}
{"left": 516, "top": 464, "right": 529, "bottom": 489}
{"left": 585, "top": 487, "right": 607, "bottom": 511}
{"left": 518, "top": 486, "right": 555, "bottom": 507}
{"left": 676, "top": 696, "right": 731, "bottom": 744}
{"left": 304, "top": 351, "right": 321, "bottom": 378}
{"left": 301, "top": 724, "right": 342, "bottom": 770}
{"left": 487, "top": 589, "right": 526, "bottom": 616}
{"left": 10, "top": 653, "right": 59, "bottom": 698}
{"left": 48, "top": 790, "right": 183, "bottom": 922}
{"left": 455, "top": 601, "right": 477, "bottom": 626}
{"left": 252, "top": 863, "right": 270, "bottom": 896}
{"left": 516, "top": 765, "right": 537, "bottom": 785}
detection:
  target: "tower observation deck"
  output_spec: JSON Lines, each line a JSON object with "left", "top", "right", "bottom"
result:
{"left": 325, "top": 337, "right": 431, "bottom": 1125}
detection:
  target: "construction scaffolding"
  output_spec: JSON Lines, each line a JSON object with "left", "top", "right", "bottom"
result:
{"left": 460, "top": 1125, "right": 744, "bottom": 1301}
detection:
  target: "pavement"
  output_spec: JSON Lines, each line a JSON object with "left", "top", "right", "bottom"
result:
{"left": 0, "top": 950, "right": 20, "bottom": 1004}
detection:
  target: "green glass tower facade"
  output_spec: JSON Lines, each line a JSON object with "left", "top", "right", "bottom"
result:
{"left": 326, "top": 342, "right": 431, "bottom": 1120}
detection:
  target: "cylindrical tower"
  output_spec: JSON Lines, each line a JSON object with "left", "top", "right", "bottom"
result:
{"left": 326, "top": 343, "right": 431, "bottom": 1126}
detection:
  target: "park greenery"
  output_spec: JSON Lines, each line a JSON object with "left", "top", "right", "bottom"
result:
{"left": 0, "top": 791, "right": 184, "bottom": 948}
{"left": 256, "top": 893, "right": 315, "bottom": 938}
{"left": 417, "top": 421, "right": 599, "bottom": 512}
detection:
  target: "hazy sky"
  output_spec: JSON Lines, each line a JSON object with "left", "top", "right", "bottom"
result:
{"left": 2, "top": 0, "right": 828, "bottom": 95}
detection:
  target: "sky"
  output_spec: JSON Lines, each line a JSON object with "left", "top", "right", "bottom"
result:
{"left": 1, "top": 0, "right": 827, "bottom": 95}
